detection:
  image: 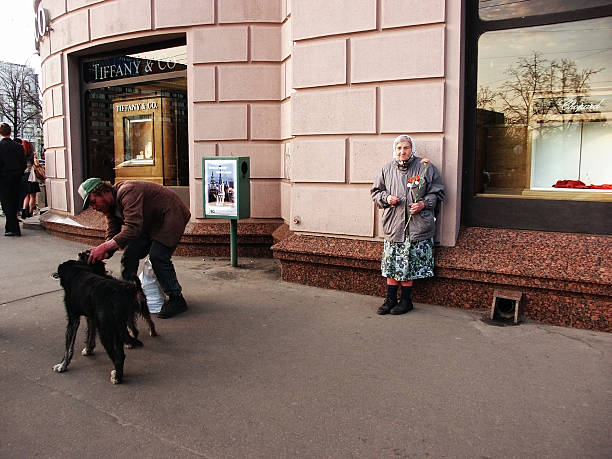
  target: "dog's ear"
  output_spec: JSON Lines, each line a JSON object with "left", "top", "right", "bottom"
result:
{"left": 56, "top": 261, "right": 70, "bottom": 280}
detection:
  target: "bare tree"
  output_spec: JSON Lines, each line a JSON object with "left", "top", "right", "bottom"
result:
{"left": 0, "top": 62, "right": 42, "bottom": 142}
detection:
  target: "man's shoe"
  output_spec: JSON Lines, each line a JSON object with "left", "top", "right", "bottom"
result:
{"left": 390, "top": 299, "right": 414, "bottom": 315}
{"left": 157, "top": 294, "right": 188, "bottom": 319}
{"left": 377, "top": 298, "right": 397, "bottom": 315}
{"left": 5, "top": 231, "right": 21, "bottom": 237}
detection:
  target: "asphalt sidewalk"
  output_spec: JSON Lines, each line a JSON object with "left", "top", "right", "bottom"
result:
{"left": 1, "top": 223, "right": 611, "bottom": 458}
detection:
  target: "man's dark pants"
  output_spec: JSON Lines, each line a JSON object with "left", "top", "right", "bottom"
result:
{"left": 120, "top": 234, "right": 182, "bottom": 297}
{"left": 0, "top": 174, "right": 23, "bottom": 235}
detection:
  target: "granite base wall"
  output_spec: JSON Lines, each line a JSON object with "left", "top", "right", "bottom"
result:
{"left": 40, "top": 209, "right": 282, "bottom": 258}
{"left": 272, "top": 227, "right": 612, "bottom": 332}
{"left": 40, "top": 209, "right": 611, "bottom": 332}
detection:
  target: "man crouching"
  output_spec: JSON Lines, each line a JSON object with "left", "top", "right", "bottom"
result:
{"left": 79, "top": 178, "right": 191, "bottom": 319}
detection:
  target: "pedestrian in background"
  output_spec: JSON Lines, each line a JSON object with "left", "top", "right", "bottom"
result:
{"left": 0, "top": 123, "right": 26, "bottom": 236}
{"left": 21, "top": 139, "right": 41, "bottom": 219}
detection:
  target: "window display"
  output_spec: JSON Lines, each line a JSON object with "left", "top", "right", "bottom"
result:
{"left": 122, "top": 115, "right": 154, "bottom": 165}
{"left": 113, "top": 96, "right": 178, "bottom": 184}
{"left": 475, "top": 17, "right": 611, "bottom": 199}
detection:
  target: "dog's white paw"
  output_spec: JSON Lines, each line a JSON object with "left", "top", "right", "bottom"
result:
{"left": 81, "top": 348, "right": 94, "bottom": 356}
{"left": 53, "top": 363, "right": 67, "bottom": 373}
{"left": 110, "top": 370, "right": 120, "bottom": 384}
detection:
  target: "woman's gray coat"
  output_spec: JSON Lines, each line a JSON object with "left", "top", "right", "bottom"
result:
{"left": 371, "top": 155, "right": 445, "bottom": 243}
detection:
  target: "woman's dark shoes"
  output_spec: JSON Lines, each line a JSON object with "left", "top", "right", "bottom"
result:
{"left": 377, "top": 298, "right": 397, "bottom": 315}
{"left": 21, "top": 209, "right": 31, "bottom": 219}
{"left": 390, "top": 299, "right": 414, "bottom": 315}
{"left": 157, "top": 294, "right": 188, "bottom": 319}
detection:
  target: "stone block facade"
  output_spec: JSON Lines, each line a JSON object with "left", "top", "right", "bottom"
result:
{"left": 36, "top": 0, "right": 610, "bottom": 331}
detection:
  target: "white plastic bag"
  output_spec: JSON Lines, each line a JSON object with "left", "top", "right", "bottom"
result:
{"left": 138, "top": 257, "right": 165, "bottom": 313}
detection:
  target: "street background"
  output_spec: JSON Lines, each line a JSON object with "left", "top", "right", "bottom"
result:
{"left": 1, "top": 222, "right": 611, "bottom": 458}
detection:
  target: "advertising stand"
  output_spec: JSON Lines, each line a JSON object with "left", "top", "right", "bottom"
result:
{"left": 202, "top": 157, "right": 250, "bottom": 266}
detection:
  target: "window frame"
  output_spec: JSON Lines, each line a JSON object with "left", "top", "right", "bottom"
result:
{"left": 462, "top": 2, "right": 612, "bottom": 234}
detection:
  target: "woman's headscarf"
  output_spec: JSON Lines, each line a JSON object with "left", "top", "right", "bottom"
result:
{"left": 393, "top": 135, "right": 417, "bottom": 169}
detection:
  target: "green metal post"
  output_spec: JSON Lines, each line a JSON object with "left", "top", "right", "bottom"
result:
{"left": 230, "top": 219, "right": 238, "bottom": 267}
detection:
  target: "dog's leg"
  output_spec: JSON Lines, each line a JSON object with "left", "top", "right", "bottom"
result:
{"left": 124, "top": 323, "right": 143, "bottom": 349}
{"left": 111, "top": 336, "right": 126, "bottom": 384}
{"left": 111, "top": 330, "right": 126, "bottom": 384}
{"left": 125, "top": 299, "right": 144, "bottom": 349}
{"left": 126, "top": 313, "right": 141, "bottom": 347}
{"left": 53, "top": 316, "right": 80, "bottom": 373}
{"left": 98, "top": 324, "right": 126, "bottom": 384}
{"left": 82, "top": 317, "right": 96, "bottom": 356}
{"left": 140, "top": 307, "right": 158, "bottom": 337}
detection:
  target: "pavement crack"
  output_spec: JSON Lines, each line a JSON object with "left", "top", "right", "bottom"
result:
{"left": 1, "top": 288, "right": 63, "bottom": 305}
{"left": 537, "top": 326, "right": 604, "bottom": 354}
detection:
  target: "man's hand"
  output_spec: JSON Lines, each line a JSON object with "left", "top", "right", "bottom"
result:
{"left": 88, "top": 240, "right": 119, "bottom": 264}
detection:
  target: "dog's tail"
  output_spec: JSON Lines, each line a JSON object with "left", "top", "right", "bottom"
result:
{"left": 126, "top": 275, "right": 158, "bottom": 337}
{"left": 105, "top": 284, "right": 144, "bottom": 346}
{"left": 125, "top": 276, "right": 149, "bottom": 315}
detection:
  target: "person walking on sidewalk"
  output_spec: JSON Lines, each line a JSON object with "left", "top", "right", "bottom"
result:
{"left": 370, "top": 135, "right": 445, "bottom": 315}
{"left": 0, "top": 123, "right": 26, "bottom": 237}
{"left": 20, "top": 140, "right": 41, "bottom": 219}
{"left": 79, "top": 178, "right": 191, "bottom": 318}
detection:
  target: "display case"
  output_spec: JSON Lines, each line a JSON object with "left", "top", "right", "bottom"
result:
{"left": 202, "top": 157, "right": 250, "bottom": 219}
{"left": 113, "top": 96, "right": 179, "bottom": 185}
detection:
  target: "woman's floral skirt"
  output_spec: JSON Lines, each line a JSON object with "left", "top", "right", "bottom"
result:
{"left": 381, "top": 237, "right": 434, "bottom": 281}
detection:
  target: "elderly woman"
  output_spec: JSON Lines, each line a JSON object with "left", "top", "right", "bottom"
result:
{"left": 370, "top": 135, "right": 445, "bottom": 315}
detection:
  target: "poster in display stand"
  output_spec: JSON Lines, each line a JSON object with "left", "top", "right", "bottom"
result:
{"left": 203, "top": 157, "right": 250, "bottom": 220}
{"left": 204, "top": 159, "right": 238, "bottom": 217}
{"left": 203, "top": 157, "right": 250, "bottom": 266}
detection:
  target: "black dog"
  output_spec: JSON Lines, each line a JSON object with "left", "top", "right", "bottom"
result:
{"left": 74, "top": 252, "right": 158, "bottom": 355}
{"left": 53, "top": 253, "right": 157, "bottom": 384}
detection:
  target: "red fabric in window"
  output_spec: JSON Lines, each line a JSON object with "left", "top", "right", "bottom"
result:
{"left": 552, "top": 180, "right": 612, "bottom": 189}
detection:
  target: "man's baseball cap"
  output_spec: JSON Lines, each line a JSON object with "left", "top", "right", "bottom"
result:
{"left": 78, "top": 177, "right": 102, "bottom": 208}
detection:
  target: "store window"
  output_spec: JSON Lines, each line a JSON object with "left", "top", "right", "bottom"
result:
{"left": 463, "top": 2, "right": 612, "bottom": 233}
{"left": 81, "top": 43, "right": 188, "bottom": 186}
{"left": 476, "top": 17, "right": 611, "bottom": 197}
